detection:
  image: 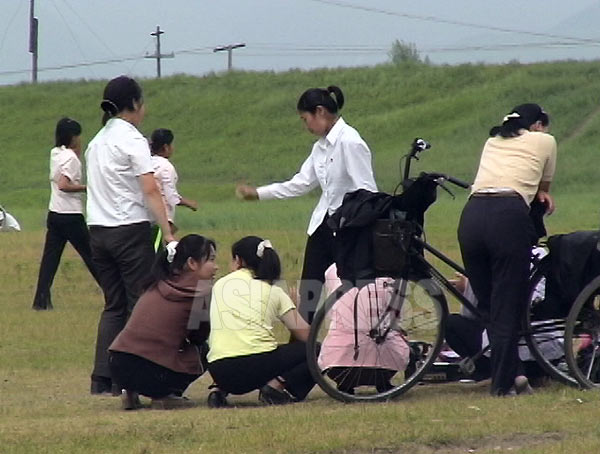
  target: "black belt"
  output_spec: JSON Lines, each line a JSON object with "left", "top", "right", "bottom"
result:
{"left": 470, "top": 191, "right": 520, "bottom": 198}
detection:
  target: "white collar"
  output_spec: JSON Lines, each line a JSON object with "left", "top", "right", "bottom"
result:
{"left": 322, "top": 117, "right": 345, "bottom": 147}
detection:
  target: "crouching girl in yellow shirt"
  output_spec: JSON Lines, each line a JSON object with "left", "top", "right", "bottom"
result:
{"left": 207, "top": 236, "right": 312, "bottom": 407}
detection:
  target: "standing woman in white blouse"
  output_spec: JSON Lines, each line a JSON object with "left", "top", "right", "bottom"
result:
{"left": 150, "top": 128, "right": 198, "bottom": 239}
{"left": 236, "top": 86, "right": 377, "bottom": 322}
{"left": 86, "top": 75, "right": 174, "bottom": 395}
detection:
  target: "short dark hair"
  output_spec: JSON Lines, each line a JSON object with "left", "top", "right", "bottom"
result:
{"left": 232, "top": 236, "right": 281, "bottom": 284}
{"left": 297, "top": 85, "right": 345, "bottom": 114}
{"left": 489, "top": 103, "right": 549, "bottom": 138}
{"left": 55, "top": 117, "right": 82, "bottom": 148}
{"left": 150, "top": 128, "right": 174, "bottom": 155}
{"left": 100, "top": 75, "right": 143, "bottom": 125}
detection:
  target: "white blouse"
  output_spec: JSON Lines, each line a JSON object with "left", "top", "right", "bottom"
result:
{"left": 151, "top": 155, "right": 181, "bottom": 223}
{"left": 85, "top": 118, "right": 154, "bottom": 227}
{"left": 257, "top": 117, "right": 377, "bottom": 235}
{"left": 48, "top": 146, "right": 84, "bottom": 214}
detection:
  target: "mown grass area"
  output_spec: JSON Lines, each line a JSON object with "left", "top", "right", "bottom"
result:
{"left": 3, "top": 61, "right": 600, "bottom": 453}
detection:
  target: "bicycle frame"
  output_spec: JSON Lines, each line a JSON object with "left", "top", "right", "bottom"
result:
{"left": 411, "top": 236, "right": 481, "bottom": 319}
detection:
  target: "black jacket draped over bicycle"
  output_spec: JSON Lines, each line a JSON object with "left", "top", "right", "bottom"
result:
{"left": 328, "top": 176, "right": 438, "bottom": 285}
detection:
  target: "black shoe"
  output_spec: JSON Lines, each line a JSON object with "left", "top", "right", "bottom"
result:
{"left": 258, "top": 385, "right": 292, "bottom": 405}
{"left": 121, "top": 390, "right": 142, "bottom": 410}
{"left": 90, "top": 376, "right": 113, "bottom": 395}
{"left": 207, "top": 390, "right": 230, "bottom": 409}
{"left": 376, "top": 380, "right": 394, "bottom": 393}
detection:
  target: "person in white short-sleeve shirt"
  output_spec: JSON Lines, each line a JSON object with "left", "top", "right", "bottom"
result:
{"left": 49, "top": 146, "right": 84, "bottom": 213}
{"left": 32, "top": 118, "right": 100, "bottom": 310}
{"left": 148, "top": 128, "right": 197, "bottom": 235}
{"left": 85, "top": 75, "right": 174, "bottom": 395}
{"left": 86, "top": 118, "right": 156, "bottom": 226}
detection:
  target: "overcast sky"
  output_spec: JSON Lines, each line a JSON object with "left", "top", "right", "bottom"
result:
{"left": 1, "top": 0, "right": 600, "bottom": 85}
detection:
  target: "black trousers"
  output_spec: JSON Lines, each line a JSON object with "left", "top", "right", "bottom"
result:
{"left": 109, "top": 351, "right": 201, "bottom": 399}
{"left": 458, "top": 196, "right": 536, "bottom": 395}
{"left": 298, "top": 218, "right": 335, "bottom": 323}
{"left": 89, "top": 222, "right": 155, "bottom": 381}
{"left": 445, "top": 314, "right": 491, "bottom": 381}
{"left": 208, "top": 342, "right": 315, "bottom": 401}
{"left": 32, "top": 211, "right": 100, "bottom": 309}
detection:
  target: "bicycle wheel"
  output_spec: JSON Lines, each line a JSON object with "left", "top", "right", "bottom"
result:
{"left": 564, "top": 275, "right": 600, "bottom": 389}
{"left": 523, "top": 258, "right": 578, "bottom": 386}
{"left": 306, "top": 276, "right": 447, "bottom": 402}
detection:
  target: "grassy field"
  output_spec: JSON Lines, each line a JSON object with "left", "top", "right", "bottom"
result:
{"left": 3, "top": 61, "right": 600, "bottom": 453}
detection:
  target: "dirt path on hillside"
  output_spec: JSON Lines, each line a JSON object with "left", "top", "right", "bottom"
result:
{"left": 562, "top": 104, "right": 600, "bottom": 143}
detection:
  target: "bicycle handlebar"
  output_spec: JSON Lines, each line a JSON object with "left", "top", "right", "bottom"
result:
{"left": 444, "top": 175, "right": 471, "bottom": 189}
{"left": 421, "top": 172, "right": 471, "bottom": 189}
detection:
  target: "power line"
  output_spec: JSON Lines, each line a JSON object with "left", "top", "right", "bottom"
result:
{"left": 423, "top": 41, "right": 600, "bottom": 53}
{"left": 0, "top": 1, "right": 24, "bottom": 57}
{"left": 125, "top": 38, "right": 156, "bottom": 74}
{"left": 307, "top": 0, "right": 600, "bottom": 45}
{"left": 58, "top": 0, "right": 118, "bottom": 58}
{"left": 0, "top": 54, "right": 145, "bottom": 77}
{"left": 50, "top": 0, "right": 96, "bottom": 78}
{"left": 177, "top": 47, "right": 214, "bottom": 55}
{"left": 2, "top": 39, "right": 600, "bottom": 79}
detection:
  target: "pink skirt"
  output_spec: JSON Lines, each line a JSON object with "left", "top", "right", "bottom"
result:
{"left": 318, "top": 266, "right": 410, "bottom": 372}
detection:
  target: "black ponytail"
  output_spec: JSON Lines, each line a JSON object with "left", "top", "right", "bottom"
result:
{"left": 100, "top": 75, "right": 143, "bottom": 125}
{"left": 142, "top": 234, "right": 216, "bottom": 291}
{"left": 489, "top": 103, "right": 549, "bottom": 138}
{"left": 297, "top": 85, "right": 344, "bottom": 114}
{"left": 231, "top": 236, "right": 281, "bottom": 285}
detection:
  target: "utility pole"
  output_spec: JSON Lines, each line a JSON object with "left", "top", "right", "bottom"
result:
{"left": 213, "top": 43, "right": 246, "bottom": 71}
{"left": 145, "top": 25, "right": 174, "bottom": 78}
{"left": 29, "top": 0, "right": 39, "bottom": 83}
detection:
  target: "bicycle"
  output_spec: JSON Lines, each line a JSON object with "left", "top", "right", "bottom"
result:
{"left": 563, "top": 255, "right": 600, "bottom": 388}
{"left": 306, "top": 138, "right": 575, "bottom": 403}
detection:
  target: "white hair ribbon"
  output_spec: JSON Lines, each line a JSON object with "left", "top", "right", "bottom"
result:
{"left": 166, "top": 241, "right": 179, "bottom": 264}
{"left": 502, "top": 112, "right": 521, "bottom": 123}
{"left": 256, "top": 240, "right": 273, "bottom": 258}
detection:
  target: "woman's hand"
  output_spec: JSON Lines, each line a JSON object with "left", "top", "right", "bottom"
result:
{"left": 164, "top": 233, "right": 176, "bottom": 244}
{"left": 536, "top": 190, "right": 555, "bottom": 215}
{"left": 235, "top": 184, "right": 259, "bottom": 201}
{"left": 449, "top": 272, "right": 468, "bottom": 294}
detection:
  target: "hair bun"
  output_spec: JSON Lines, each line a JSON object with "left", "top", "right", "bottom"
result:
{"left": 100, "top": 99, "right": 118, "bottom": 115}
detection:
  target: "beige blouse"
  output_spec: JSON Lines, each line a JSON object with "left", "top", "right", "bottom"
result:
{"left": 471, "top": 130, "right": 557, "bottom": 205}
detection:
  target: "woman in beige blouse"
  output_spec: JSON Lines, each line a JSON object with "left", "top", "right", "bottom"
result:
{"left": 457, "top": 103, "right": 557, "bottom": 396}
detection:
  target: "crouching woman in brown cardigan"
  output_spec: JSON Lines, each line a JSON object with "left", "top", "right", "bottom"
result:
{"left": 108, "top": 234, "right": 218, "bottom": 410}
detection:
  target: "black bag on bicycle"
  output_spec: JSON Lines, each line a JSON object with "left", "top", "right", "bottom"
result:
{"left": 328, "top": 177, "right": 438, "bottom": 285}
{"left": 543, "top": 230, "right": 600, "bottom": 318}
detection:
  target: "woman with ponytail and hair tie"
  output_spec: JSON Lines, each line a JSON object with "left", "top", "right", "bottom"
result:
{"left": 85, "top": 75, "right": 175, "bottom": 395}
{"left": 236, "top": 86, "right": 377, "bottom": 324}
{"left": 109, "top": 234, "right": 217, "bottom": 410}
{"left": 207, "top": 236, "right": 313, "bottom": 407}
{"left": 458, "top": 103, "right": 557, "bottom": 397}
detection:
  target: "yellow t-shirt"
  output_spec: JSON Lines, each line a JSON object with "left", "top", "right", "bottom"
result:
{"left": 471, "top": 131, "right": 557, "bottom": 205}
{"left": 207, "top": 268, "right": 296, "bottom": 363}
